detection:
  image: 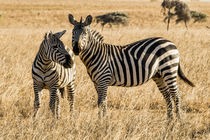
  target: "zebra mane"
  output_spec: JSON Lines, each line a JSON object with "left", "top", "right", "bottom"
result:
{"left": 65, "top": 45, "right": 75, "bottom": 61}
{"left": 89, "top": 28, "right": 104, "bottom": 43}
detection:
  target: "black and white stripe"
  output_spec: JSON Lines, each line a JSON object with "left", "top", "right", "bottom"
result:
{"left": 32, "top": 30, "right": 76, "bottom": 118}
{"left": 68, "top": 14, "right": 194, "bottom": 120}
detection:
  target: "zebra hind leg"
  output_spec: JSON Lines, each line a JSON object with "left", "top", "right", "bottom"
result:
{"left": 152, "top": 73, "right": 173, "bottom": 121}
{"left": 67, "top": 81, "right": 75, "bottom": 112}
{"left": 168, "top": 81, "right": 181, "bottom": 120}
{"left": 163, "top": 73, "right": 181, "bottom": 120}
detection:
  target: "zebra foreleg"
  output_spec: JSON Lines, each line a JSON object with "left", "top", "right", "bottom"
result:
{"left": 55, "top": 93, "right": 60, "bottom": 119}
{"left": 49, "top": 88, "right": 58, "bottom": 118}
{"left": 94, "top": 83, "right": 108, "bottom": 118}
{"left": 59, "top": 88, "right": 65, "bottom": 98}
{"left": 33, "top": 82, "right": 43, "bottom": 118}
{"left": 67, "top": 81, "right": 75, "bottom": 112}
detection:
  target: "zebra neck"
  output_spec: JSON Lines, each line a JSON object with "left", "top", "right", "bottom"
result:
{"left": 80, "top": 40, "right": 106, "bottom": 67}
{"left": 80, "top": 39, "right": 122, "bottom": 69}
{"left": 36, "top": 47, "right": 55, "bottom": 71}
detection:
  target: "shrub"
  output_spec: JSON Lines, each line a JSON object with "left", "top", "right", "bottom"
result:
{"left": 95, "top": 12, "right": 129, "bottom": 30}
{"left": 190, "top": 10, "right": 208, "bottom": 23}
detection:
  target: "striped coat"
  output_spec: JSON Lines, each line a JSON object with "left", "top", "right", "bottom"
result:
{"left": 68, "top": 14, "right": 194, "bottom": 120}
{"left": 32, "top": 30, "right": 76, "bottom": 118}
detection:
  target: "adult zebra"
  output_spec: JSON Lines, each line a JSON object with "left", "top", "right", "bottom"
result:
{"left": 68, "top": 14, "right": 194, "bottom": 120}
{"left": 32, "top": 30, "right": 76, "bottom": 118}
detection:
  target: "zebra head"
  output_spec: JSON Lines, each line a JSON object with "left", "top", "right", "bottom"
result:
{"left": 44, "top": 30, "right": 73, "bottom": 68}
{"left": 68, "top": 14, "right": 93, "bottom": 55}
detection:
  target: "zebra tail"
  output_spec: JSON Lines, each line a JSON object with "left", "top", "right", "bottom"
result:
{"left": 178, "top": 64, "right": 195, "bottom": 87}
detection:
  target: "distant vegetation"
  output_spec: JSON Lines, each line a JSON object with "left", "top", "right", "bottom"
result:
{"left": 161, "top": 0, "right": 208, "bottom": 30}
{"left": 94, "top": 12, "right": 129, "bottom": 30}
{"left": 190, "top": 10, "right": 208, "bottom": 23}
{"left": 161, "top": 0, "right": 191, "bottom": 30}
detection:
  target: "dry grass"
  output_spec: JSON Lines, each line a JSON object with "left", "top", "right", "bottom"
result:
{"left": 0, "top": 0, "right": 209, "bottom": 139}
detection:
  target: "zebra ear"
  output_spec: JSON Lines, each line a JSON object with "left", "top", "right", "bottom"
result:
{"left": 68, "top": 14, "right": 76, "bottom": 25}
{"left": 83, "top": 15, "right": 92, "bottom": 26}
{"left": 54, "top": 30, "right": 66, "bottom": 38}
{"left": 45, "top": 31, "right": 53, "bottom": 40}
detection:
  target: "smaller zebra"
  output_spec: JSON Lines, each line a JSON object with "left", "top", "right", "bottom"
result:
{"left": 32, "top": 30, "right": 76, "bottom": 118}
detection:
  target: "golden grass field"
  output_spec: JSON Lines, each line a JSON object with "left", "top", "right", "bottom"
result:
{"left": 0, "top": 0, "right": 209, "bottom": 139}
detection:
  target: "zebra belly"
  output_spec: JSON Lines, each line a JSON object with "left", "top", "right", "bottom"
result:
{"left": 110, "top": 57, "right": 159, "bottom": 87}
{"left": 110, "top": 69, "right": 157, "bottom": 87}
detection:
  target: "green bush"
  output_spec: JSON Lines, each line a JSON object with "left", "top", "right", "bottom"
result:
{"left": 190, "top": 10, "right": 208, "bottom": 23}
{"left": 95, "top": 12, "right": 129, "bottom": 28}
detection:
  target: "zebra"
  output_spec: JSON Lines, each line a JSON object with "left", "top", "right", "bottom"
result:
{"left": 68, "top": 14, "right": 195, "bottom": 120}
{"left": 32, "top": 30, "right": 76, "bottom": 118}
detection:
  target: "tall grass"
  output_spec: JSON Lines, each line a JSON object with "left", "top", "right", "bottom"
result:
{"left": 0, "top": 0, "right": 209, "bottom": 139}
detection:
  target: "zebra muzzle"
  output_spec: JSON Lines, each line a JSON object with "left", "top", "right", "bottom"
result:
{"left": 73, "top": 42, "right": 81, "bottom": 55}
{"left": 73, "top": 47, "right": 80, "bottom": 55}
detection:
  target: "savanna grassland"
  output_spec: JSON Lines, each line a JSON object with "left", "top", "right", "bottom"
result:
{"left": 0, "top": 0, "right": 209, "bottom": 139}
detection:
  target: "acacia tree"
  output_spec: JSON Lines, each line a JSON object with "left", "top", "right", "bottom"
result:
{"left": 161, "top": 0, "right": 191, "bottom": 30}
